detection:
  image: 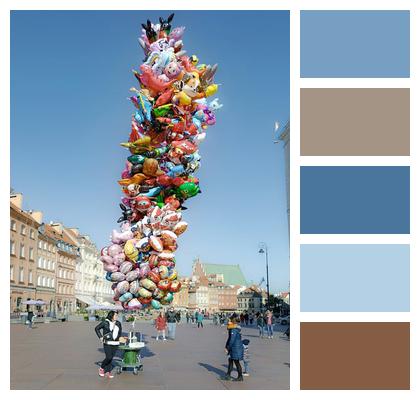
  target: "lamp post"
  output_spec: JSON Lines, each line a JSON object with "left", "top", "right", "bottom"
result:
{"left": 258, "top": 243, "right": 270, "bottom": 310}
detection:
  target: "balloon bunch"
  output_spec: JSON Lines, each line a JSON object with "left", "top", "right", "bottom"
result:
{"left": 101, "top": 14, "right": 221, "bottom": 311}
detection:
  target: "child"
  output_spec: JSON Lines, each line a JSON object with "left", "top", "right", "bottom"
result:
{"left": 222, "top": 315, "right": 244, "bottom": 381}
{"left": 242, "top": 339, "right": 250, "bottom": 376}
{"left": 155, "top": 311, "right": 167, "bottom": 341}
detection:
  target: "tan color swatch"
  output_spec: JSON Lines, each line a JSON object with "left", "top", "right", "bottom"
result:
{"left": 301, "top": 88, "right": 410, "bottom": 156}
{"left": 300, "top": 322, "right": 410, "bottom": 389}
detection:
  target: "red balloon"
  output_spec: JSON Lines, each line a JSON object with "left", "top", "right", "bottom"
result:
{"left": 169, "top": 281, "right": 182, "bottom": 293}
{"left": 158, "top": 279, "right": 171, "bottom": 291}
{"left": 148, "top": 270, "right": 160, "bottom": 283}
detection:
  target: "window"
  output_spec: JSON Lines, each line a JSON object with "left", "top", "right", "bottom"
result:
{"left": 52, "top": 261, "right": 55, "bottom": 270}
{"left": 16, "top": 297, "right": 22, "bottom": 308}
{"left": 51, "top": 278, "right": 55, "bottom": 288}
{"left": 29, "top": 270, "right": 33, "bottom": 284}
{"left": 19, "top": 244, "right": 25, "bottom": 258}
{"left": 29, "top": 247, "right": 34, "bottom": 260}
{"left": 43, "top": 259, "right": 47, "bottom": 269}
{"left": 59, "top": 269, "right": 62, "bottom": 278}
{"left": 20, "top": 225, "right": 26, "bottom": 235}
{"left": 10, "top": 240, "right": 15, "bottom": 255}
{"left": 47, "top": 260, "right": 51, "bottom": 269}
{"left": 46, "top": 277, "right": 50, "bottom": 287}
{"left": 19, "top": 267, "right": 24, "bottom": 283}
{"left": 43, "top": 242, "right": 47, "bottom": 250}
{"left": 11, "top": 220, "right": 16, "bottom": 231}
{"left": 10, "top": 266, "right": 14, "bottom": 281}
{"left": 42, "top": 277, "right": 46, "bottom": 287}
{"left": 30, "top": 229, "right": 35, "bottom": 239}
{"left": 37, "top": 276, "right": 41, "bottom": 286}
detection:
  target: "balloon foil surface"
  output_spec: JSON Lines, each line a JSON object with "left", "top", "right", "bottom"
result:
{"left": 101, "top": 13, "right": 222, "bottom": 311}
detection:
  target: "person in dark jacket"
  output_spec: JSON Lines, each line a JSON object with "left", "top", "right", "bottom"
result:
{"left": 222, "top": 315, "right": 244, "bottom": 381}
{"left": 95, "top": 311, "right": 127, "bottom": 378}
{"left": 165, "top": 307, "right": 178, "bottom": 339}
{"left": 27, "top": 310, "right": 34, "bottom": 329}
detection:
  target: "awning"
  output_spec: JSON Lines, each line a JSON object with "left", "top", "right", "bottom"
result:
{"left": 76, "top": 295, "right": 96, "bottom": 306}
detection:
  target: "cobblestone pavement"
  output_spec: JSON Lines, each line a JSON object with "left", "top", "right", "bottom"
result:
{"left": 10, "top": 320, "right": 289, "bottom": 390}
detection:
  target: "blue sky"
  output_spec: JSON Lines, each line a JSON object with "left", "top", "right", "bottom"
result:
{"left": 11, "top": 10, "right": 290, "bottom": 293}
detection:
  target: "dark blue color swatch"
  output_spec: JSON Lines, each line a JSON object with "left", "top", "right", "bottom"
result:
{"left": 301, "top": 10, "right": 410, "bottom": 77}
{"left": 300, "top": 167, "right": 410, "bottom": 234}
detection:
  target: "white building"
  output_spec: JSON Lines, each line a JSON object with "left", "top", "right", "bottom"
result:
{"left": 65, "top": 228, "right": 113, "bottom": 307}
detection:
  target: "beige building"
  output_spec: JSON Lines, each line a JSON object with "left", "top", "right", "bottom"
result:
{"left": 237, "top": 286, "right": 266, "bottom": 313}
{"left": 48, "top": 223, "right": 79, "bottom": 315}
{"left": 65, "top": 228, "right": 113, "bottom": 307}
{"left": 36, "top": 224, "right": 58, "bottom": 314}
{"left": 10, "top": 194, "right": 41, "bottom": 313}
{"left": 172, "top": 278, "right": 190, "bottom": 309}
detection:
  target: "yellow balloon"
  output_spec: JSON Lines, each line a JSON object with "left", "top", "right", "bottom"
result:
{"left": 205, "top": 84, "right": 218, "bottom": 97}
{"left": 179, "top": 91, "right": 192, "bottom": 105}
{"left": 124, "top": 240, "right": 138, "bottom": 261}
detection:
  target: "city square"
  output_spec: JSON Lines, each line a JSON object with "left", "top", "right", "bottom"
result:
{"left": 11, "top": 320, "right": 290, "bottom": 390}
{"left": 10, "top": 10, "right": 290, "bottom": 391}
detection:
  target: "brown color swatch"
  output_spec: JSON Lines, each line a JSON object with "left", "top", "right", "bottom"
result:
{"left": 301, "top": 88, "right": 410, "bottom": 156}
{"left": 300, "top": 322, "right": 410, "bottom": 389}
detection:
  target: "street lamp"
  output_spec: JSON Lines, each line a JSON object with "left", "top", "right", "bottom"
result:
{"left": 258, "top": 243, "right": 270, "bottom": 310}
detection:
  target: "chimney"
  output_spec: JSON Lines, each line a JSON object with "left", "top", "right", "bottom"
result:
{"left": 10, "top": 193, "right": 23, "bottom": 209}
{"left": 51, "top": 222, "right": 63, "bottom": 235}
{"left": 29, "top": 210, "right": 43, "bottom": 224}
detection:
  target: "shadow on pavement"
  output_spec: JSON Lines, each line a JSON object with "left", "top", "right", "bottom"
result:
{"left": 198, "top": 362, "right": 226, "bottom": 378}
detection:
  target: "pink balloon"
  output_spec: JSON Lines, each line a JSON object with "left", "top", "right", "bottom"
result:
{"left": 108, "top": 244, "right": 123, "bottom": 257}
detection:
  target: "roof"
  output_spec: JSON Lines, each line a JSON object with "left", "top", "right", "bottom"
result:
{"left": 201, "top": 263, "right": 247, "bottom": 286}
{"left": 10, "top": 203, "right": 41, "bottom": 226}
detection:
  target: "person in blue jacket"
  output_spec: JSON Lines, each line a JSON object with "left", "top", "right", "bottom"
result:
{"left": 222, "top": 314, "right": 244, "bottom": 381}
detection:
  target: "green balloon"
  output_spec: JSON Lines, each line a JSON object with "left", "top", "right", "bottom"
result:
{"left": 175, "top": 182, "right": 200, "bottom": 200}
{"left": 127, "top": 155, "right": 146, "bottom": 165}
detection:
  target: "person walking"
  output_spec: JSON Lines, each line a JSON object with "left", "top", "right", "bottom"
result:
{"left": 256, "top": 312, "right": 264, "bottom": 337}
{"left": 242, "top": 339, "right": 251, "bottom": 376}
{"left": 244, "top": 312, "right": 249, "bottom": 326}
{"left": 196, "top": 310, "right": 204, "bottom": 328}
{"left": 213, "top": 313, "right": 218, "bottom": 325}
{"left": 222, "top": 315, "right": 244, "bottom": 381}
{"left": 27, "top": 310, "right": 34, "bottom": 329}
{"left": 165, "top": 307, "right": 177, "bottom": 340}
{"left": 249, "top": 312, "right": 254, "bottom": 325}
{"left": 186, "top": 312, "right": 190, "bottom": 324}
{"left": 95, "top": 311, "right": 127, "bottom": 378}
{"left": 266, "top": 310, "right": 274, "bottom": 339}
{"left": 155, "top": 311, "right": 167, "bottom": 341}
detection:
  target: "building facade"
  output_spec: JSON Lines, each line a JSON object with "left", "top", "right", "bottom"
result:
{"left": 237, "top": 286, "right": 266, "bottom": 313}
{"left": 47, "top": 223, "right": 79, "bottom": 315}
{"left": 10, "top": 194, "right": 41, "bottom": 313}
{"left": 36, "top": 224, "right": 58, "bottom": 314}
{"left": 172, "top": 278, "right": 190, "bottom": 309}
{"left": 65, "top": 228, "right": 113, "bottom": 308}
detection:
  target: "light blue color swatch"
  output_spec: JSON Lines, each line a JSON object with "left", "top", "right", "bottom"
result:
{"left": 301, "top": 244, "right": 410, "bottom": 312}
{"left": 301, "top": 10, "right": 410, "bottom": 77}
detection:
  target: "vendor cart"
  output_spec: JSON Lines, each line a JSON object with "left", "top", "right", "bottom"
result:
{"left": 115, "top": 340, "right": 145, "bottom": 375}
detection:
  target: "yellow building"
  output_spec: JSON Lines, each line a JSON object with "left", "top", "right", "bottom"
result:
{"left": 10, "top": 194, "right": 41, "bottom": 313}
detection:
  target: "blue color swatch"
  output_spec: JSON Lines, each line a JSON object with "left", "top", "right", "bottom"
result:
{"left": 301, "top": 244, "right": 410, "bottom": 312}
{"left": 300, "top": 10, "right": 410, "bottom": 77}
{"left": 300, "top": 167, "right": 410, "bottom": 234}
